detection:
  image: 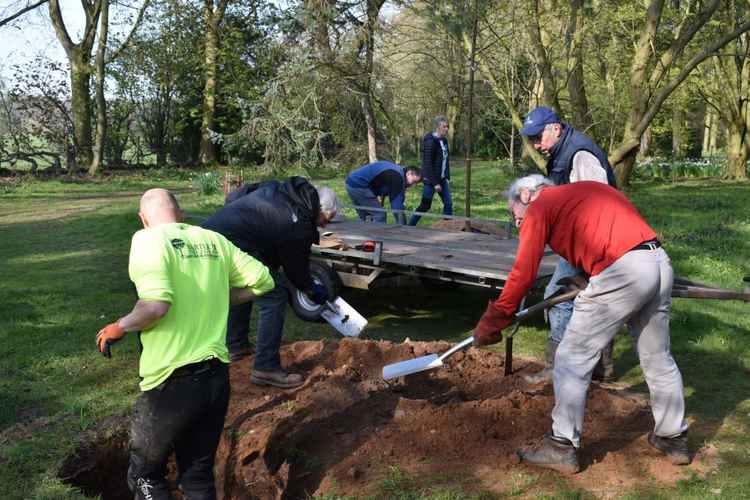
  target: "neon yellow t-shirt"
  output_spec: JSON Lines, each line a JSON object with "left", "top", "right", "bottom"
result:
{"left": 128, "top": 223, "right": 274, "bottom": 391}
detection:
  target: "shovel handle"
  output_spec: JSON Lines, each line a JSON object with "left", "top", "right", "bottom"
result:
{"left": 438, "top": 336, "right": 475, "bottom": 362}
{"left": 514, "top": 288, "right": 581, "bottom": 321}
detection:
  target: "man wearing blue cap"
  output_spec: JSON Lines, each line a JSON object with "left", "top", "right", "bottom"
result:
{"left": 519, "top": 106, "right": 617, "bottom": 384}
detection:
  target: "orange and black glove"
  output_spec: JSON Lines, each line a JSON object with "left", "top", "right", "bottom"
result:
{"left": 472, "top": 300, "right": 507, "bottom": 347}
{"left": 96, "top": 322, "right": 126, "bottom": 358}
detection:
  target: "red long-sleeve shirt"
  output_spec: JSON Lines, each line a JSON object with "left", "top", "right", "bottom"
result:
{"left": 476, "top": 182, "right": 657, "bottom": 334}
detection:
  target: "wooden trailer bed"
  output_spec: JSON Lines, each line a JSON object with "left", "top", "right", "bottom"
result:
{"left": 310, "top": 218, "right": 558, "bottom": 291}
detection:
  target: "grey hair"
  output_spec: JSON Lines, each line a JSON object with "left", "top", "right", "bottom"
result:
{"left": 433, "top": 115, "right": 448, "bottom": 130}
{"left": 316, "top": 186, "right": 341, "bottom": 217}
{"left": 506, "top": 174, "right": 554, "bottom": 203}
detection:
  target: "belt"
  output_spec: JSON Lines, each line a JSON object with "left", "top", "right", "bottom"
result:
{"left": 631, "top": 239, "right": 661, "bottom": 251}
{"left": 170, "top": 358, "right": 224, "bottom": 378}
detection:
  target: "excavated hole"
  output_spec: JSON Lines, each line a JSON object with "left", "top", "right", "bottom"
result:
{"left": 59, "top": 340, "right": 710, "bottom": 499}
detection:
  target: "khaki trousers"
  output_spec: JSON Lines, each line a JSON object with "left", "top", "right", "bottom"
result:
{"left": 551, "top": 247, "right": 688, "bottom": 447}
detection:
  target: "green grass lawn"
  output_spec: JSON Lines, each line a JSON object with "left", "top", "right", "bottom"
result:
{"left": 0, "top": 163, "right": 749, "bottom": 499}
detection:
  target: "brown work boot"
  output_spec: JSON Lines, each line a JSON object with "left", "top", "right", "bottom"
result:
{"left": 251, "top": 369, "right": 304, "bottom": 389}
{"left": 523, "top": 340, "right": 558, "bottom": 384}
{"left": 517, "top": 433, "right": 580, "bottom": 474}
{"left": 648, "top": 431, "right": 691, "bottom": 465}
{"left": 229, "top": 346, "right": 254, "bottom": 363}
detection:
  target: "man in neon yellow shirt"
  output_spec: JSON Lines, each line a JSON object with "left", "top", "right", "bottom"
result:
{"left": 95, "top": 188, "right": 274, "bottom": 500}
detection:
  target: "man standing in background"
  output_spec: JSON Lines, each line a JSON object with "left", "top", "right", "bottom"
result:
{"left": 409, "top": 115, "right": 453, "bottom": 226}
{"left": 519, "top": 106, "right": 618, "bottom": 384}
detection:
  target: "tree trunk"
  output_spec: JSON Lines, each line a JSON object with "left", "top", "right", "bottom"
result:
{"left": 90, "top": 0, "right": 109, "bottom": 176}
{"left": 362, "top": 96, "right": 378, "bottom": 163}
{"left": 360, "top": 0, "right": 382, "bottom": 164}
{"left": 613, "top": 122, "right": 641, "bottom": 186}
{"left": 527, "top": 0, "right": 561, "bottom": 111}
{"left": 639, "top": 126, "right": 652, "bottom": 159}
{"left": 725, "top": 122, "right": 749, "bottom": 179}
{"left": 70, "top": 56, "right": 93, "bottom": 170}
{"left": 566, "top": 0, "right": 591, "bottom": 130}
{"left": 200, "top": 0, "right": 226, "bottom": 165}
{"left": 702, "top": 106, "right": 713, "bottom": 156}
{"left": 464, "top": 0, "right": 478, "bottom": 226}
{"left": 672, "top": 103, "right": 684, "bottom": 159}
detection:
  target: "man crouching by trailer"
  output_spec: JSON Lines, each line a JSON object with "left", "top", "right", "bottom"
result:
{"left": 471, "top": 175, "right": 690, "bottom": 473}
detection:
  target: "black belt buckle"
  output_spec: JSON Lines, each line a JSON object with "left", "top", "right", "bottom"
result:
{"left": 634, "top": 240, "right": 661, "bottom": 251}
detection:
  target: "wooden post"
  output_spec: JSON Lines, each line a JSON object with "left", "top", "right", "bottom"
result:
{"left": 463, "top": 0, "right": 478, "bottom": 232}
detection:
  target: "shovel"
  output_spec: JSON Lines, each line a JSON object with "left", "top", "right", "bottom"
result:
{"left": 320, "top": 296, "right": 368, "bottom": 337}
{"left": 382, "top": 287, "right": 583, "bottom": 380}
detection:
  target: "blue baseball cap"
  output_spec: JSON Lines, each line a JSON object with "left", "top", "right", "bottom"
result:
{"left": 520, "top": 107, "right": 560, "bottom": 136}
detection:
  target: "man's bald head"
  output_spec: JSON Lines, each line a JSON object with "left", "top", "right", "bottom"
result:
{"left": 138, "top": 188, "right": 183, "bottom": 228}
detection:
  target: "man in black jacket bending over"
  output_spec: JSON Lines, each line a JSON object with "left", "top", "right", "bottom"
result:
{"left": 408, "top": 115, "right": 453, "bottom": 226}
{"left": 203, "top": 177, "right": 341, "bottom": 388}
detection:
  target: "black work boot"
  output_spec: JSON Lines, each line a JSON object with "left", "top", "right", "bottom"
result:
{"left": 523, "top": 339, "right": 559, "bottom": 384}
{"left": 592, "top": 339, "right": 615, "bottom": 382}
{"left": 518, "top": 433, "right": 580, "bottom": 474}
{"left": 648, "top": 431, "right": 691, "bottom": 465}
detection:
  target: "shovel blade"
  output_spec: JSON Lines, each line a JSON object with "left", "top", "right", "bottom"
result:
{"left": 320, "top": 297, "right": 368, "bottom": 337}
{"left": 382, "top": 354, "right": 442, "bottom": 380}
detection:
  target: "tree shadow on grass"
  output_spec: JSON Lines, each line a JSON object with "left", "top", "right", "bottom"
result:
{"left": 606, "top": 305, "right": 750, "bottom": 454}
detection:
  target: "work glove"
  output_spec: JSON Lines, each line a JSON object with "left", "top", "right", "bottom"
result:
{"left": 472, "top": 300, "right": 505, "bottom": 346}
{"left": 96, "top": 322, "right": 126, "bottom": 358}
{"left": 307, "top": 283, "right": 330, "bottom": 305}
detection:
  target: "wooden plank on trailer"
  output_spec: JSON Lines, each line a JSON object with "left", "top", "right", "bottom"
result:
{"left": 316, "top": 219, "right": 557, "bottom": 281}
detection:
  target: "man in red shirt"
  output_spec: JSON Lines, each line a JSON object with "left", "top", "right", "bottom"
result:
{"left": 473, "top": 175, "right": 689, "bottom": 473}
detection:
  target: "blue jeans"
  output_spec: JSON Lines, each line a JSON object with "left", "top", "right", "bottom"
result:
{"left": 346, "top": 185, "right": 388, "bottom": 223}
{"left": 226, "top": 269, "right": 289, "bottom": 371}
{"left": 544, "top": 256, "right": 578, "bottom": 344}
{"left": 408, "top": 179, "right": 453, "bottom": 226}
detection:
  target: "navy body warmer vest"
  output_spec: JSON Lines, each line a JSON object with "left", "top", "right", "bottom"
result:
{"left": 547, "top": 125, "right": 617, "bottom": 187}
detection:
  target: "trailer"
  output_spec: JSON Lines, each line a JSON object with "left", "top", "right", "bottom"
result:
{"left": 288, "top": 217, "right": 558, "bottom": 320}
{"left": 288, "top": 217, "right": 749, "bottom": 377}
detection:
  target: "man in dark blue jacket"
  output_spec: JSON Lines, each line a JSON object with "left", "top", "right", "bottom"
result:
{"left": 203, "top": 177, "right": 341, "bottom": 388}
{"left": 520, "top": 106, "right": 618, "bottom": 384}
{"left": 409, "top": 116, "right": 453, "bottom": 226}
{"left": 346, "top": 161, "right": 422, "bottom": 224}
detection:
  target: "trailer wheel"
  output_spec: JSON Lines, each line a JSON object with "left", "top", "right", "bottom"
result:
{"left": 419, "top": 277, "right": 459, "bottom": 290}
{"left": 289, "top": 261, "right": 340, "bottom": 322}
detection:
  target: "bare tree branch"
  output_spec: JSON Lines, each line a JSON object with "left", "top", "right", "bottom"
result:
{"left": 0, "top": 0, "right": 49, "bottom": 28}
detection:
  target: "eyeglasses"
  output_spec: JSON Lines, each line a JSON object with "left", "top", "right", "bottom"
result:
{"left": 508, "top": 208, "right": 523, "bottom": 228}
{"left": 527, "top": 133, "right": 543, "bottom": 144}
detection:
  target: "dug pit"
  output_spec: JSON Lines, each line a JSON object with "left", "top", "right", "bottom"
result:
{"left": 61, "top": 339, "right": 713, "bottom": 499}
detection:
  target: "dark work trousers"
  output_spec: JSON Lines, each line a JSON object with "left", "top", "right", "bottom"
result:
{"left": 226, "top": 269, "right": 289, "bottom": 371}
{"left": 408, "top": 178, "right": 453, "bottom": 226}
{"left": 128, "top": 361, "right": 230, "bottom": 500}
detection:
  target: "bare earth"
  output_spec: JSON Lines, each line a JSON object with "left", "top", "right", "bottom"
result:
{"left": 60, "top": 339, "right": 716, "bottom": 499}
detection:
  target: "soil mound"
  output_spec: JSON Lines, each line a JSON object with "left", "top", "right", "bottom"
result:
{"left": 430, "top": 219, "right": 511, "bottom": 238}
{"left": 61, "top": 339, "right": 713, "bottom": 499}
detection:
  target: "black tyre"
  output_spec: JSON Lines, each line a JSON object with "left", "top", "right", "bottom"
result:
{"left": 289, "top": 261, "right": 341, "bottom": 322}
{"left": 419, "top": 276, "right": 460, "bottom": 290}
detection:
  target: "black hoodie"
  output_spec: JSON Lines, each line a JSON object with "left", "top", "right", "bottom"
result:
{"left": 203, "top": 177, "right": 320, "bottom": 291}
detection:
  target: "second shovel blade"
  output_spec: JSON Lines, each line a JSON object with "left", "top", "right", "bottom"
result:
{"left": 382, "top": 354, "right": 442, "bottom": 380}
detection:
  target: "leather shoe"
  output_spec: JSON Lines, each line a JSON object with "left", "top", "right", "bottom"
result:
{"left": 648, "top": 431, "right": 691, "bottom": 465}
{"left": 517, "top": 433, "right": 580, "bottom": 474}
{"left": 251, "top": 369, "right": 304, "bottom": 389}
